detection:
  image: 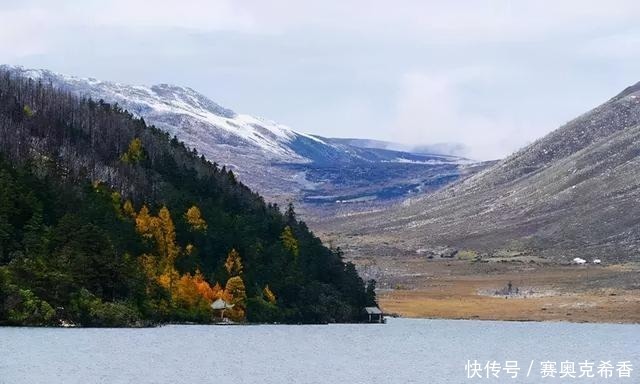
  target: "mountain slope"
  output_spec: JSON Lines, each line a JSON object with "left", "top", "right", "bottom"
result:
{"left": 329, "top": 81, "right": 640, "bottom": 262}
{"left": 1, "top": 65, "right": 478, "bottom": 207}
{"left": 0, "top": 67, "right": 373, "bottom": 325}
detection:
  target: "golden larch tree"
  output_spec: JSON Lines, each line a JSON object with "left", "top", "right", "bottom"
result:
{"left": 185, "top": 205, "right": 207, "bottom": 231}
{"left": 225, "top": 276, "right": 247, "bottom": 321}
{"left": 224, "top": 248, "right": 243, "bottom": 276}
{"left": 123, "top": 200, "right": 136, "bottom": 218}
{"left": 135, "top": 205, "right": 154, "bottom": 239}
{"left": 263, "top": 285, "right": 276, "bottom": 304}
{"left": 156, "top": 206, "right": 180, "bottom": 294}
{"left": 135, "top": 205, "right": 182, "bottom": 296}
{"left": 121, "top": 138, "right": 144, "bottom": 164}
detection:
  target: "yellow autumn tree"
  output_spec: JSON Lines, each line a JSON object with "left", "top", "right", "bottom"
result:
{"left": 263, "top": 285, "right": 276, "bottom": 304}
{"left": 133, "top": 204, "right": 228, "bottom": 318}
{"left": 123, "top": 200, "right": 136, "bottom": 218}
{"left": 224, "top": 248, "right": 243, "bottom": 276}
{"left": 135, "top": 205, "right": 181, "bottom": 296}
{"left": 172, "top": 269, "right": 218, "bottom": 308}
{"left": 23, "top": 105, "right": 34, "bottom": 118}
{"left": 192, "top": 270, "right": 218, "bottom": 302}
{"left": 225, "top": 276, "right": 247, "bottom": 321}
{"left": 121, "top": 138, "right": 144, "bottom": 164}
{"left": 281, "top": 226, "right": 299, "bottom": 257}
{"left": 139, "top": 253, "right": 159, "bottom": 292}
{"left": 211, "top": 282, "right": 228, "bottom": 301}
{"left": 175, "top": 273, "right": 202, "bottom": 308}
{"left": 156, "top": 206, "right": 180, "bottom": 294}
{"left": 157, "top": 207, "right": 179, "bottom": 262}
{"left": 136, "top": 205, "right": 160, "bottom": 292}
{"left": 135, "top": 205, "right": 154, "bottom": 239}
{"left": 185, "top": 205, "right": 207, "bottom": 231}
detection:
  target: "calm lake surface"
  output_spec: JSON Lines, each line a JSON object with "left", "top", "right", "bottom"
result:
{"left": 1, "top": 318, "right": 638, "bottom": 384}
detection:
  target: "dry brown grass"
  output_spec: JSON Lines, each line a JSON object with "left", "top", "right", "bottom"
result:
{"left": 364, "top": 258, "right": 640, "bottom": 323}
{"left": 379, "top": 289, "right": 640, "bottom": 323}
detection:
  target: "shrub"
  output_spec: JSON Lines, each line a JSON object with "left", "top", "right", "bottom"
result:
{"left": 90, "top": 301, "right": 141, "bottom": 327}
{"left": 69, "top": 289, "right": 140, "bottom": 327}
{"left": 246, "top": 297, "right": 282, "bottom": 323}
{"left": 6, "top": 288, "right": 55, "bottom": 326}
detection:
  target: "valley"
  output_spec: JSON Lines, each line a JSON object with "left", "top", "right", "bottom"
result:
{"left": 319, "top": 80, "right": 640, "bottom": 264}
{"left": 310, "top": 80, "right": 640, "bottom": 324}
{"left": 5, "top": 65, "right": 639, "bottom": 325}
{"left": 315, "top": 224, "right": 640, "bottom": 323}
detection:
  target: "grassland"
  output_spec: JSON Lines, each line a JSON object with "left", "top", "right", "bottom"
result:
{"left": 357, "top": 256, "right": 640, "bottom": 323}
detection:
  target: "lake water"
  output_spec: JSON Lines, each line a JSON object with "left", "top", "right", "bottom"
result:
{"left": 1, "top": 318, "right": 638, "bottom": 384}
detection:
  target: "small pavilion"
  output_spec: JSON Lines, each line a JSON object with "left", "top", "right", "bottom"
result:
{"left": 365, "top": 307, "right": 384, "bottom": 323}
{"left": 211, "top": 298, "right": 234, "bottom": 320}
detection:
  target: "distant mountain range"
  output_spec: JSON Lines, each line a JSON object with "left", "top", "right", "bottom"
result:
{"left": 2, "top": 65, "right": 485, "bottom": 209}
{"left": 327, "top": 80, "right": 640, "bottom": 262}
{"left": 325, "top": 138, "right": 470, "bottom": 158}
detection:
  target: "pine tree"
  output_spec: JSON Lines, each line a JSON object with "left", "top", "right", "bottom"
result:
{"left": 285, "top": 202, "right": 296, "bottom": 224}
{"left": 365, "top": 279, "right": 377, "bottom": 307}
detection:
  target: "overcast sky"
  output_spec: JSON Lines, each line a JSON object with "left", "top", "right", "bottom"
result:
{"left": 2, "top": 1, "right": 639, "bottom": 159}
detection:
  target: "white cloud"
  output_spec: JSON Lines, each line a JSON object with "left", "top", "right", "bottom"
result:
{"left": 2, "top": 0, "right": 640, "bottom": 160}
{"left": 0, "top": 0, "right": 257, "bottom": 61}
{"left": 234, "top": 0, "right": 640, "bottom": 42}
{"left": 0, "top": 8, "right": 53, "bottom": 61}
{"left": 581, "top": 30, "right": 640, "bottom": 59}
{"left": 6, "top": 1, "right": 640, "bottom": 41}
{"left": 391, "top": 70, "right": 543, "bottom": 160}
{"left": 82, "top": 0, "right": 256, "bottom": 31}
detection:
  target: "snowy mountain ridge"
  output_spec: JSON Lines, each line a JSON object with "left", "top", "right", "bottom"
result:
{"left": 3, "top": 65, "right": 483, "bottom": 208}
{"left": 5, "top": 66, "right": 326, "bottom": 162}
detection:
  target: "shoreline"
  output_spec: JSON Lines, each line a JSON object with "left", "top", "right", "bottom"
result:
{"left": 2, "top": 316, "right": 639, "bottom": 328}
{"left": 385, "top": 314, "right": 640, "bottom": 325}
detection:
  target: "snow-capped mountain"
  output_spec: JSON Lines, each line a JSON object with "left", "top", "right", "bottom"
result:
{"left": 2, "top": 65, "right": 482, "bottom": 207}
